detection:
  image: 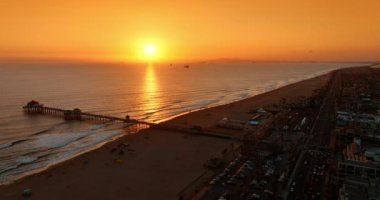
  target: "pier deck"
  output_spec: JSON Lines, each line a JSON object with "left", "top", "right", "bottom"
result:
{"left": 23, "top": 100, "right": 237, "bottom": 140}
{"left": 23, "top": 100, "right": 153, "bottom": 126}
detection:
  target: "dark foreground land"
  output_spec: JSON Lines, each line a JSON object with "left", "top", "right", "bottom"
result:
{"left": 0, "top": 64, "right": 378, "bottom": 200}
{"left": 286, "top": 66, "right": 380, "bottom": 200}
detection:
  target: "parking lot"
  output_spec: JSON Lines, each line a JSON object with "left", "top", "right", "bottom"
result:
{"left": 287, "top": 147, "right": 329, "bottom": 200}
{"left": 200, "top": 152, "right": 291, "bottom": 200}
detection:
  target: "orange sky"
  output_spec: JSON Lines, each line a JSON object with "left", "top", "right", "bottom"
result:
{"left": 1, "top": 0, "right": 380, "bottom": 62}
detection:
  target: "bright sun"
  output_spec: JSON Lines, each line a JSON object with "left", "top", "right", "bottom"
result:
{"left": 136, "top": 42, "right": 162, "bottom": 61}
{"left": 144, "top": 45, "right": 156, "bottom": 57}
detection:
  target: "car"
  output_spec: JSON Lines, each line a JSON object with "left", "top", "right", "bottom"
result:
{"left": 250, "top": 193, "right": 260, "bottom": 199}
{"left": 246, "top": 167, "right": 254, "bottom": 171}
{"left": 227, "top": 179, "right": 237, "bottom": 185}
{"left": 221, "top": 192, "right": 230, "bottom": 199}
{"left": 238, "top": 166, "right": 245, "bottom": 171}
{"left": 264, "top": 190, "right": 274, "bottom": 195}
{"left": 239, "top": 192, "right": 247, "bottom": 198}
{"left": 243, "top": 163, "right": 251, "bottom": 167}
{"left": 250, "top": 179, "right": 258, "bottom": 185}
{"left": 218, "top": 195, "right": 228, "bottom": 200}
{"left": 237, "top": 174, "right": 246, "bottom": 179}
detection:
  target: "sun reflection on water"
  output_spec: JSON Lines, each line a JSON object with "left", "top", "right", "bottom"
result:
{"left": 143, "top": 64, "right": 160, "bottom": 121}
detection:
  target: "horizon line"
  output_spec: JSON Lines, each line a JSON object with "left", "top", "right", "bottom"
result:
{"left": 0, "top": 57, "right": 379, "bottom": 65}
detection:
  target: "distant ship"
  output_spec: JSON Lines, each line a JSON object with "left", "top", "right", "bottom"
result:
{"left": 184, "top": 65, "right": 190, "bottom": 68}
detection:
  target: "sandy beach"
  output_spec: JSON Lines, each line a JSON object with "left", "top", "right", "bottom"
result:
{"left": 0, "top": 71, "right": 332, "bottom": 200}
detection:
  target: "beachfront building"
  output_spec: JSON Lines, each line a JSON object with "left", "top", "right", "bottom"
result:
{"left": 338, "top": 138, "right": 380, "bottom": 179}
{"left": 337, "top": 138, "right": 380, "bottom": 200}
{"left": 338, "top": 178, "right": 368, "bottom": 200}
{"left": 337, "top": 176, "right": 380, "bottom": 200}
{"left": 338, "top": 139, "right": 380, "bottom": 200}
{"left": 338, "top": 159, "right": 380, "bottom": 180}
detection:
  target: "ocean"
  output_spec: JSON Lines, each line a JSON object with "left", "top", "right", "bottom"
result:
{"left": 0, "top": 61, "right": 360, "bottom": 184}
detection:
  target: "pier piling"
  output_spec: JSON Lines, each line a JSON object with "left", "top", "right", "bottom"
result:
{"left": 23, "top": 100, "right": 153, "bottom": 127}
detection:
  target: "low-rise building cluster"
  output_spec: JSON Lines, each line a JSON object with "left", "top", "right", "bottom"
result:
{"left": 334, "top": 68, "right": 380, "bottom": 200}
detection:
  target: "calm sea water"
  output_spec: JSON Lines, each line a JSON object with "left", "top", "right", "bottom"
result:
{"left": 0, "top": 61, "right": 360, "bottom": 184}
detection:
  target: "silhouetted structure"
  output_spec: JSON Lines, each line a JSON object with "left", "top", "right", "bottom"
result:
{"left": 23, "top": 101, "right": 152, "bottom": 126}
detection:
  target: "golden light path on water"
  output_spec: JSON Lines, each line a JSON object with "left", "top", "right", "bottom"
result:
{"left": 143, "top": 64, "right": 160, "bottom": 120}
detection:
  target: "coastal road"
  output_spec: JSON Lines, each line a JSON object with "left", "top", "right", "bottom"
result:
{"left": 310, "top": 71, "right": 340, "bottom": 146}
{"left": 285, "top": 71, "right": 340, "bottom": 200}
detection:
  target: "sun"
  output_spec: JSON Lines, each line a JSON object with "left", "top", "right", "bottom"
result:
{"left": 144, "top": 45, "right": 156, "bottom": 57}
{"left": 134, "top": 41, "right": 163, "bottom": 62}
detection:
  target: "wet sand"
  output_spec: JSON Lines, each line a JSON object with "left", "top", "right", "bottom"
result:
{"left": 0, "top": 71, "right": 332, "bottom": 200}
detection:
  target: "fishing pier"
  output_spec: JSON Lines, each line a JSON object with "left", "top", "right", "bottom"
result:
{"left": 23, "top": 100, "right": 153, "bottom": 126}
{"left": 23, "top": 100, "right": 237, "bottom": 140}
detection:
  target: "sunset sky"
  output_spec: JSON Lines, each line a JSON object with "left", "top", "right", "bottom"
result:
{"left": 1, "top": 0, "right": 379, "bottom": 62}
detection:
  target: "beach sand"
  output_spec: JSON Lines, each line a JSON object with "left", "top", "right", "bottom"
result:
{"left": 164, "top": 71, "right": 331, "bottom": 130}
{"left": 0, "top": 71, "right": 332, "bottom": 200}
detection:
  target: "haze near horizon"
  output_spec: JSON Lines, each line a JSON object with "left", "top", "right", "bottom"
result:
{"left": 1, "top": 0, "right": 379, "bottom": 62}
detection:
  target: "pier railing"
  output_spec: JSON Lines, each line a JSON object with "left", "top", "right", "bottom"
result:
{"left": 23, "top": 101, "right": 153, "bottom": 126}
{"left": 23, "top": 101, "right": 238, "bottom": 140}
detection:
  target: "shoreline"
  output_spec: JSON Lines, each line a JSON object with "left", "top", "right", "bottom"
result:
{"left": 153, "top": 64, "right": 352, "bottom": 124}
{"left": 0, "top": 65, "right": 346, "bottom": 185}
{"left": 0, "top": 65, "right": 374, "bottom": 200}
{"left": 0, "top": 131, "right": 128, "bottom": 186}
